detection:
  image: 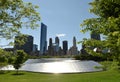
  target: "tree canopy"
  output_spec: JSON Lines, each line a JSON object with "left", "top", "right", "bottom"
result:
{"left": 0, "top": 48, "right": 14, "bottom": 68}
{"left": 80, "top": 0, "right": 120, "bottom": 62}
{"left": 13, "top": 50, "right": 27, "bottom": 74}
{"left": 0, "top": 0, "right": 40, "bottom": 40}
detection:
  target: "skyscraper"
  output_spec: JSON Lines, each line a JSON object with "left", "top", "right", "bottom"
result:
{"left": 55, "top": 37, "right": 59, "bottom": 46}
{"left": 49, "top": 38, "right": 52, "bottom": 47}
{"left": 73, "top": 36, "right": 76, "bottom": 47}
{"left": 33, "top": 44, "right": 38, "bottom": 52}
{"left": 63, "top": 40, "right": 68, "bottom": 55}
{"left": 14, "top": 35, "right": 33, "bottom": 54}
{"left": 68, "top": 36, "right": 78, "bottom": 55}
{"left": 48, "top": 38, "right": 54, "bottom": 56}
{"left": 55, "top": 37, "right": 60, "bottom": 52}
{"left": 40, "top": 23, "right": 47, "bottom": 55}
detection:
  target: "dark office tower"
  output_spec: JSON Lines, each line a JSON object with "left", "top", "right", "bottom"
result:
{"left": 40, "top": 23, "right": 47, "bottom": 55}
{"left": 48, "top": 38, "right": 54, "bottom": 56}
{"left": 33, "top": 44, "right": 38, "bottom": 52}
{"left": 73, "top": 36, "right": 76, "bottom": 47}
{"left": 14, "top": 35, "right": 33, "bottom": 54}
{"left": 49, "top": 38, "right": 52, "bottom": 47}
{"left": 91, "top": 32, "right": 101, "bottom": 40}
{"left": 62, "top": 40, "right": 68, "bottom": 55}
{"left": 55, "top": 37, "right": 60, "bottom": 53}
{"left": 55, "top": 37, "right": 59, "bottom": 45}
{"left": 68, "top": 36, "right": 78, "bottom": 55}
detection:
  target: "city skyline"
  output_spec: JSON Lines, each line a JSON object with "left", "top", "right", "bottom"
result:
{"left": 0, "top": 0, "right": 95, "bottom": 50}
{"left": 21, "top": 0, "right": 95, "bottom": 50}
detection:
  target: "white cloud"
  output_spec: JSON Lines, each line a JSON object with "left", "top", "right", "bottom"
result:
{"left": 56, "top": 34, "right": 66, "bottom": 37}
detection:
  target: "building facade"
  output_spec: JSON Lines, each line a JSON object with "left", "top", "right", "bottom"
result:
{"left": 55, "top": 37, "right": 60, "bottom": 52}
{"left": 68, "top": 37, "right": 78, "bottom": 55}
{"left": 91, "top": 32, "right": 101, "bottom": 40}
{"left": 33, "top": 44, "right": 38, "bottom": 52}
{"left": 40, "top": 23, "right": 47, "bottom": 55}
{"left": 14, "top": 35, "right": 33, "bottom": 54}
{"left": 62, "top": 40, "right": 68, "bottom": 55}
{"left": 48, "top": 38, "right": 54, "bottom": 56}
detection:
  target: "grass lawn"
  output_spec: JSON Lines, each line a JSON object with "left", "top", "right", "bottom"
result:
{"left": 0, "top": 70, "right": 120, "bottom": 82}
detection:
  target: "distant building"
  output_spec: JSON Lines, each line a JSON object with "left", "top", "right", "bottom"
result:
{"left": 55, "top": 37, "right": 59, "bottom": 45}
{"left": 40, "top": 23, "right": 47, "bottom": 55}
{"left": 91, "top": 32, "right": 101, "bottom": 40}
{"left": 52, "top": 43, "right": 58, "bottom": 55}
{"left": 55, "top": 37, "right": 60, "bottom": 52}
{"left": 91, "top": 32, "right": 101, "bottom": 49}
{"left": 73, "top": 36, "right": 77, "bottom": 47}
{"left": 68, "top": 37, "right": 78, "bottom": 55}
{"left": 14, "top": 35, "right": 33, "bottom": 54}
{"left": 48, "top": 37, "right": 63, "bottom": 56}
{"left": 80, "top": 32, "right": 101, "bottom": 55}
{"left": 31, "top": 44, "right": 39, "bottom": 56}
{"left": 33, "top": 44, "right": 38, "bottom": 52}
{"left": 62, "top": 40, "right": 68, "bottom": 55}
{"left": 48, "top": 38, "right": 54, "bottom": 56}
{"left": 80, "top": 44, "right": 88, "bottom": 55}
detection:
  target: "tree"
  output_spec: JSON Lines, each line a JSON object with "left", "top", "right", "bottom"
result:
{"left": 0, "top": 49, "right": 15, "bottom": 66}
{"left": 0, "top": 0, "right": 40, "bottom": 40}
{"left": 80, "top": 0, "right": 120, "bottom": 64}
{"left": 0, "top": 49, "right": 8, "bottom": 68}
{"left": 0, "top": 49, "right": 15, "bottom": 73}
{"left": 13, "top": 50, "right": 27, "bottom": 74}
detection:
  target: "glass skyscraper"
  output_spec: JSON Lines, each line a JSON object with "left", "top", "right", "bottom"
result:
{"left": 40, "top": 23, "right": 47, "bottom": 55}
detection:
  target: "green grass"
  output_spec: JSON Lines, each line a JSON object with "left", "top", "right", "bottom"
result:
{"left": 0, "top": 70, "right": 120, "bottom": 82}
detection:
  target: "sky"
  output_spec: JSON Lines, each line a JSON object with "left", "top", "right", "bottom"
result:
{"left": 1, "top": 0, "right": 96, "bottom": 50}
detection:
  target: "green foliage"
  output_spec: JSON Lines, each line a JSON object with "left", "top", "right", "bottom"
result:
{"left": 14, "top": 34, "right": 28, "bottom": 47}
{"left": 0, "top": 48, "right": 16, "bottom": 69}
{"left": 0, "top": 0, "right": 7, "bottom": 6}
{"left": 8, "top": 56, "right": 16, "bottom": 64}
{"left": 0, "top": 49, "right": 8, "bottom": 67}
{"left": 0, "top": 56, "right": 8, "bottom": 63}
{"left": 89, "top": 0, "right": 120, "bottom": 18}
{"left": 0, "top": 0, "right": 40, "bottom": 40}
{"left": 100, "top": 61, "right": 119, "bottom": 71}
{"left": 80, "top": 0, "right": 120, "bottom": 64}
{"left": 74, "top": 54, "right": 106, "bottom": 61}
{"left": 13, "top": 50, "right": 28, "bottom": 74}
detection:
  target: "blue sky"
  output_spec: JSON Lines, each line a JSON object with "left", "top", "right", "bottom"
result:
{"left": 1, "top": 0, "right": 96, "bottom": 50}
{"left": 22, "top": 0, "right": 96, "bottom": 50}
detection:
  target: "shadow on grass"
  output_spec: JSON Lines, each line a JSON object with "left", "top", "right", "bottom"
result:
{"left": 0, "top": 70, "right": 11, "bottom": 74}
{"left": 12, "top": 72, "right": 25, "bottom": 76}
{"left": 0, "top": 71, "right": 6, "bottom": 74}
